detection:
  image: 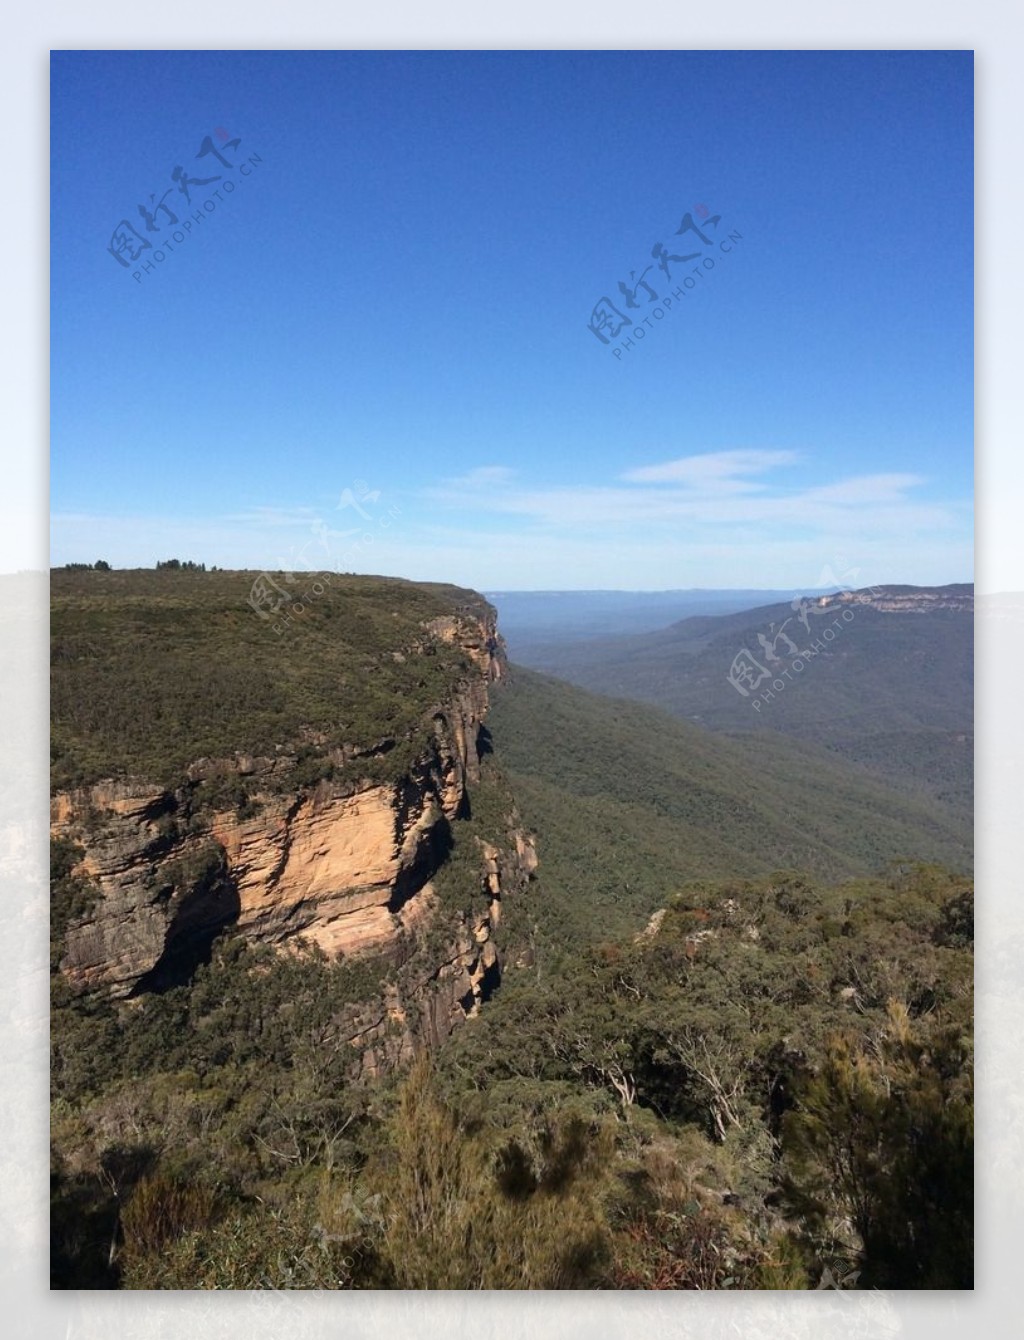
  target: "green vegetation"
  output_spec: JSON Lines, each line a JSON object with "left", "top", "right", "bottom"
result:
{"left": 517, "top": 592, "right": 973, "bottom": 820}
{"left": 49, "top": 573, "right": 972, "bottom": 1290}
{"left": 441, "top": 861, "right": 973, "bottom": 1288}
{"left": 51, "top": 863, "right": 972, "bottom": 1289}
{"left": 781, "top": 1009, "right": 972, "bottom": 1288}
{"left": 488, "top": 667, "right": 971, "bottom": 949}
{"left": 50, "top": 567, "right": 489, "bottom": 793}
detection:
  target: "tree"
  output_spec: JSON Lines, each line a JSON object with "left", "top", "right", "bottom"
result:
{"left": 661, "top": 1028, "right": 750, "bottom": 1143}
{"left": 781, "top": 1002, "right": 973, "bottom": 1287}
{"left": 369, "top": 1058, "right": 611, "bottom": 1288}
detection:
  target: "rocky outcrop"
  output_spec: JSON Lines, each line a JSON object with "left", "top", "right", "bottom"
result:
{"left": 346, "top": 828, "right": 538, "bottom": 1079}
{"left": 813, "top": 585, "right": 973, "bottom": 615}
{"left": 51, "top": 607, "right": 532, "bottom": 1028}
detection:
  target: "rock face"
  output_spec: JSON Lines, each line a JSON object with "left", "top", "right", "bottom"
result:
{"left": 813, "top": 585, "right": 973, "bottom": 615}
{"left": 346, "top": 831, "right": 538, "bottom": 1080}
{"left": 51, "top": 607, "right": 536, "bottom": 1066}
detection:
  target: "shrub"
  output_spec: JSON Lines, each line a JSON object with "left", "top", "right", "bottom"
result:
{"left": 120, "top": 1173, "right": 218, "bottom": 1258}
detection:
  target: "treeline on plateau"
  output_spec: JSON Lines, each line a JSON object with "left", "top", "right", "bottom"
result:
{"left": 60, "top": 560, "right": 210, "bottom": 570}
{"left": 50, "top": 861, "right": 972, "bottom": 1290}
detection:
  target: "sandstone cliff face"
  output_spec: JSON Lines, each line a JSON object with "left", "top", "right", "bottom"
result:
{"left": 345, "top": 831, "right": 538, "bottom": 1080}
{"left": 814, "top": 587, "right": 973, "bottom": 615}
{"left": 51, "top": 608, "right": 535, "bottom": 1066}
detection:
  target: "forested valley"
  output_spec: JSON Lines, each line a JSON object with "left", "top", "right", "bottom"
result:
{"left": 50, "top": 571, "right": 973, "bottom": 1290}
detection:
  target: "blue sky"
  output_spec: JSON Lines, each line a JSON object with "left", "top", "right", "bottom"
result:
{"left": 51, "top": 49, "right": 973, "bottom": 590}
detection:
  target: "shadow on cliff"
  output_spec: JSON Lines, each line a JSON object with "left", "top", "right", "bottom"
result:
{"left": 389, "top": 813, "right": 454, "bottom": 915}
{"left": 129, "top": 850, "right": 241, "bottom": 996}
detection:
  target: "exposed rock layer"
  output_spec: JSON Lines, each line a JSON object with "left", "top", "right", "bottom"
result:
{"left": 52, "top": 608, "right": 534, "bottom": 1069}
{"left": 814, "top": 587, "right": 973, "bottom": 615}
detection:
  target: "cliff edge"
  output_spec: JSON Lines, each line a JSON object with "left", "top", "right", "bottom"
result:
{"left": 50, "top": 569, "right": 536, "bottom": 1066}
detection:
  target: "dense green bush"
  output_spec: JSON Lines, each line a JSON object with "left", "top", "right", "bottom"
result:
{"left": 51, "top": 863, "right": 972, "bottom": 1289}
{"left": 50, "top": 568, "right": 491, "bottom": 792}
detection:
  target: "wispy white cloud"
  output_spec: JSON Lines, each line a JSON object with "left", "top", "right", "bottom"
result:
{"left": 621, "top": 449, "right": 799, "bottom": 488}
{"left": 50, "top": 449, "right": 972, "bottom": 591}
{"left": 445, "top": 465, "right": 517, "bottom": 489}
{"left": 800, "top": 474, "right": 925, "bottom": 506}
{"left": 425, "top": 456, "right": 961, "bottom": 541}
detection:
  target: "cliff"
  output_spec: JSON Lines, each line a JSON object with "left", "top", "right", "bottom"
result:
{"left": 810, "top": 584, "right": 974, "bottom": 615}
{"left": 50, "top": 572, "right": 536, "bottom": 1066}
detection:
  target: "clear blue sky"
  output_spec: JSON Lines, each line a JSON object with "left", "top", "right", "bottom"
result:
{"left": 51, "top": 49, "right": 973, "bottom": 590}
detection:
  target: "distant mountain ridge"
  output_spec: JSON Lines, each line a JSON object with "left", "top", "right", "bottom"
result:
{"left": 793, "top": 583, "right": 972, "bottom": 619}
{"left": 486, "top": 587, "right": 810, "bottom": 654}
{"left": 512, "top": 584, "right": 973, "bottom": 819}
